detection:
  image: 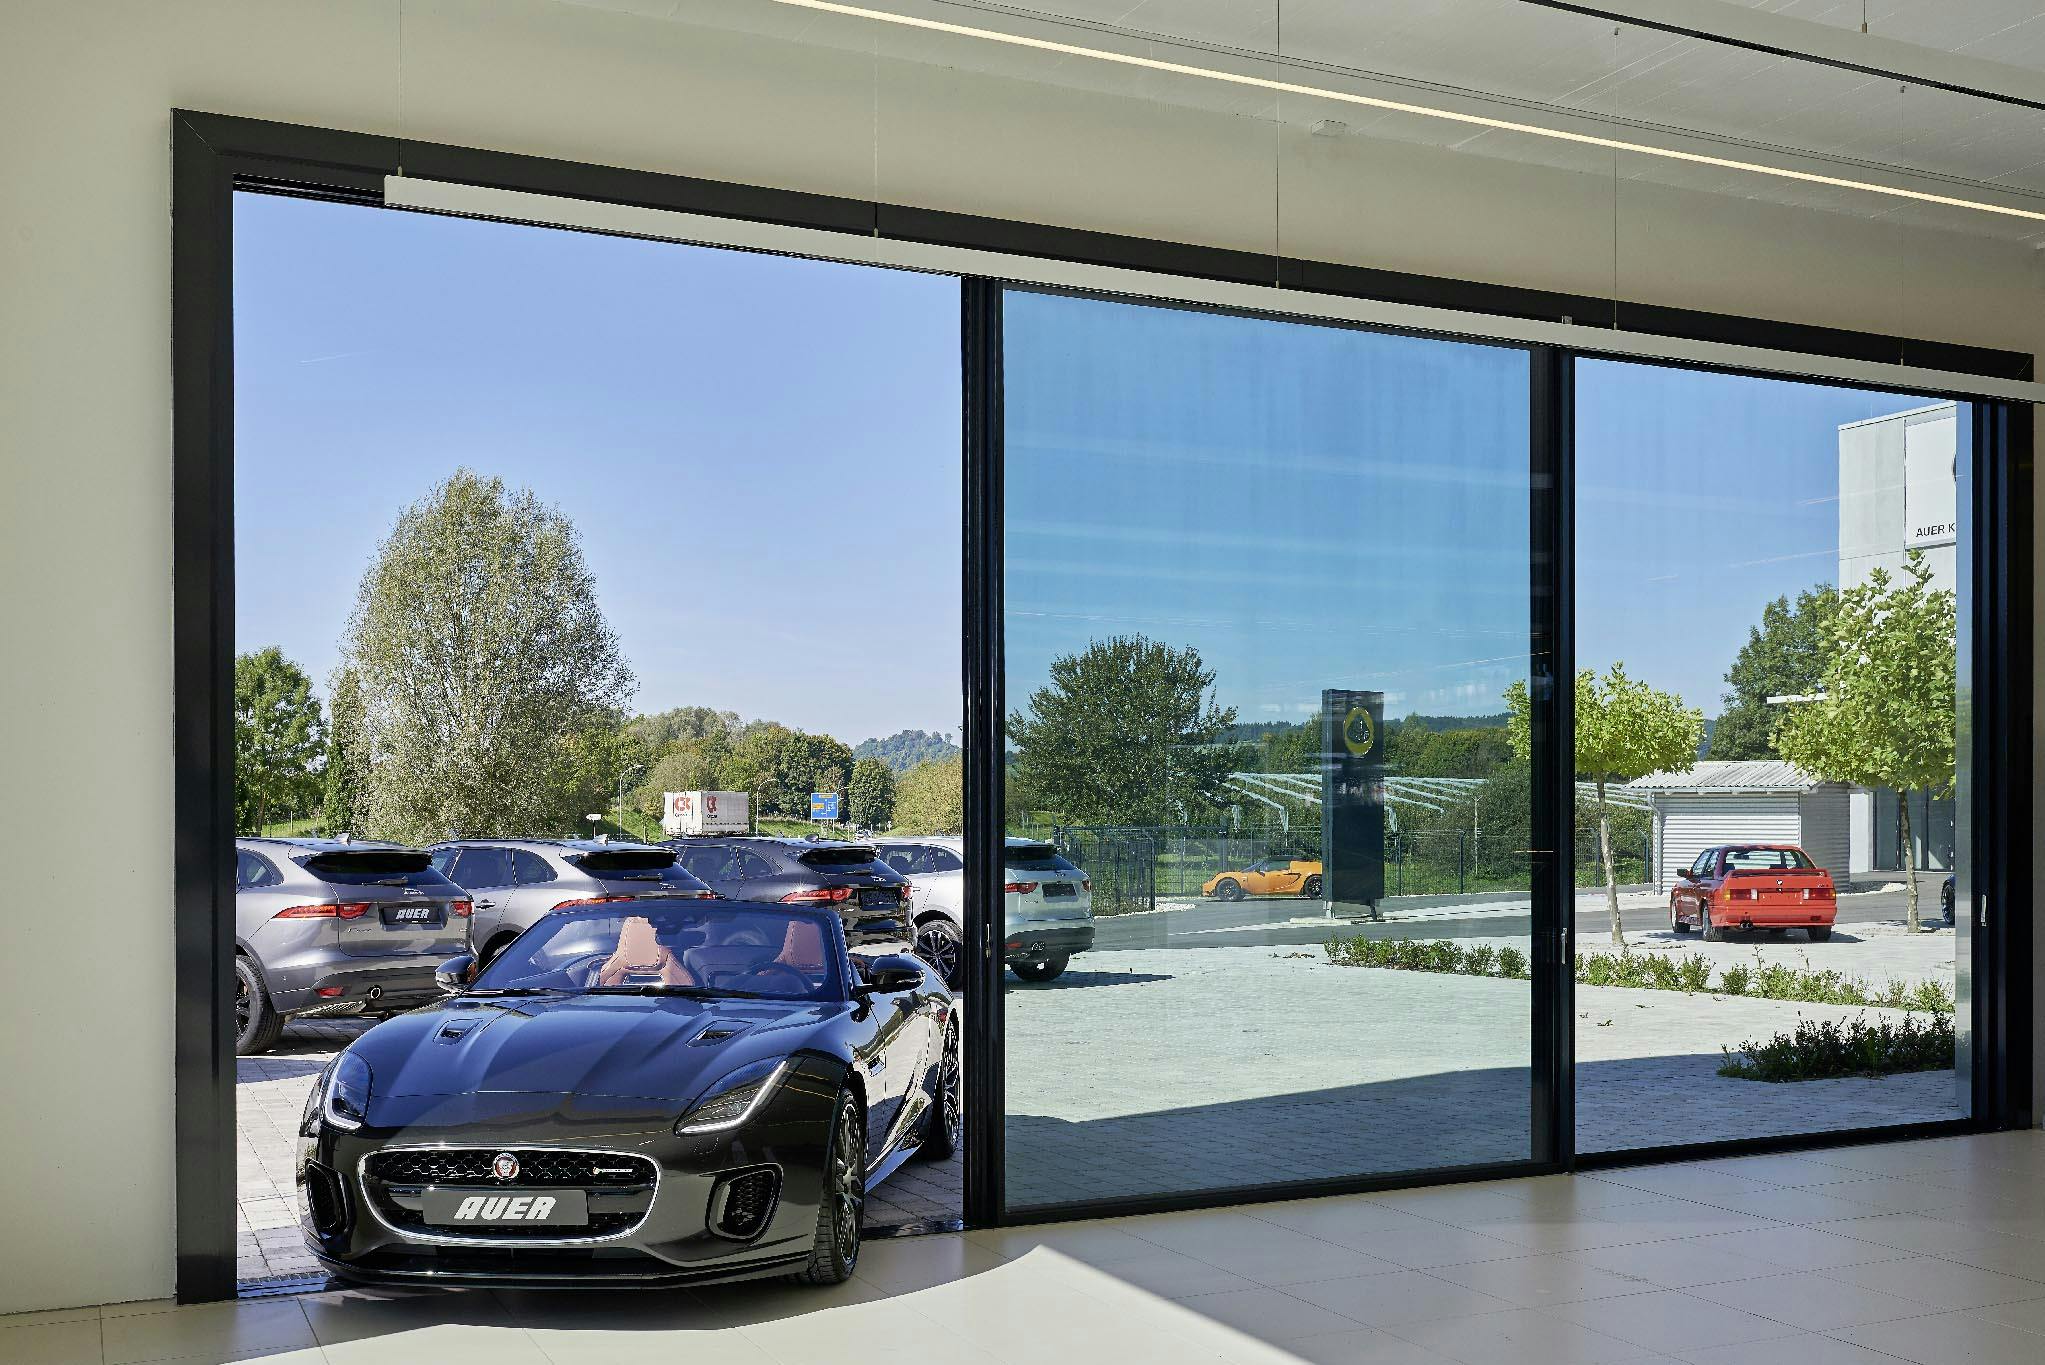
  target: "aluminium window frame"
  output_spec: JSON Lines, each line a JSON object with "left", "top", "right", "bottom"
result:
{"left": 172, "top": 109, "right": 2032, "bottom": 1303}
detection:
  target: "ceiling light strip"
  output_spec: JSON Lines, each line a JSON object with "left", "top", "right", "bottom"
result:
{"left": 759, "top": 0, "right": 2045, "bottom": 226}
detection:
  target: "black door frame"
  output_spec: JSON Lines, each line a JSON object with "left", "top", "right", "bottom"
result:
{"left": 172, "top": 110, "right": 2033, "bottom": 1302}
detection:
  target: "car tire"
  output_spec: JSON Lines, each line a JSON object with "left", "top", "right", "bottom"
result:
{"left": 917, "top": 1022, "right": 961, "bottom": 1162}
{"left": 1010, "top": 956, "right": 1068, "bottom": 984}
{"left": 1302, "top": 875, "right": 1323, "bottom": 898}
{"left": 1701, "top": 906, "right": 1725, "bottom": 943}
{"left": 1807, "top": 926, "right": 1833, "bottom": 942}
{"left": 913, "top": 916, "right": 965, "bottom": 991}
{"left": 1214, "top": 879, "right": 1243, "bottom": 902}
{"left": 1669, "top": 901, "right": 1692, "bottom": 935}
{"left": 792, "top": 1088, "right": 864, "bottom": 1286}
{"left": 234, "top": 956, "right": 285, "bottom": 1057}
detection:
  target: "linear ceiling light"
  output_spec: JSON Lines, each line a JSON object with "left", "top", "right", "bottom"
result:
{"left": 757, "top": 0, "right": 2045, "bottom": 226}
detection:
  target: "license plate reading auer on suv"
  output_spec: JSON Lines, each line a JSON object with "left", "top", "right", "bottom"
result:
{"left": 381, "top": 904, "right": 443, "bottom": 926}
{"left": 421, "top": 1189, "right": 589, "bottom": 1227}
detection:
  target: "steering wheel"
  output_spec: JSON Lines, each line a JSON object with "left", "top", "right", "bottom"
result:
{"left": 746, "top": 962, "right": 813, "bottom": 996}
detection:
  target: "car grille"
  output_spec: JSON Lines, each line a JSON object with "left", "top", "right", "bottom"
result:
{"left": 363, "top": 1148, "right": 656, "bottom": 1242}
{"left": 366, "top": 1149, "right": 655, "bottom": 1188}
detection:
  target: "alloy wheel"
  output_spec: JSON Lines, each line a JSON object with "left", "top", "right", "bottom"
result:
{"left": 915, "top": 921, "right": 963, "bottom": 989}
{"left": 234, "top": 971, "right": 252, "bottom": 1034}
{"left": 939, "top": 1027, "right": 962, "bottom": 1148}
{"left": 832, "top": 1100, "right": 864, "bottom": 1265}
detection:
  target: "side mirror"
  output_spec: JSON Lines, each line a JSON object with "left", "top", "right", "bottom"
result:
{"left": 857, "top": 954, "right": 926, "bottom": 996}
{"left": 435, "top": 955, "right": 476, "bottom": 994}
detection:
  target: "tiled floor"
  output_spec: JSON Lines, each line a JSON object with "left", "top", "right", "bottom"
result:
{"left": 20, "top": 1129, "right": 2045, "bottom": 1365}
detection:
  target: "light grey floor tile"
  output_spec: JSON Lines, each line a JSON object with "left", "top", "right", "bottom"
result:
{"left": 1167, "top": 1285, "right": 1371, "bottom": 1342}
{"left": 1965, "top": 1296, "right": 2045, "bottom": 1338}
{"left": 1676, "top": 1223, "right": 1912, "bottom": 1272}
{"left": 1279, "top": 1270, "right": 1516, "bottom": 1329}
{"left": 1275, "top": 1326, "right": 1459, "bottom": 1365}
{"left": 1544, "top": 1289, "right": 1794, "bottom": 1355}
{"left": 1676, "top": 1332, "right": 1912, "bottom": 1365}
{"left": 1388, "top": 1305, "right": 1649, "bottom": 1364}
{"left": 99, "top": 1300, "right": 314, "bottom": 1365}
{"left": 1828, "top": 1309, "right": 2045, "bottom": 1365}
{"left": 1685, "top": 1268, "right": 1940, "bottom": 1332}
{"left": 0, "top": 1318, "right": 104, "bottom": 1365}
{"left": 1421, "top": 1253, "right": 1649, "bottom": 1308}
{"left": 1817, "top": 1255, "right": 2045, "bottom": 1310}
{"left": 1566, "top": 1238, "right": 1779, "bottom": 1290}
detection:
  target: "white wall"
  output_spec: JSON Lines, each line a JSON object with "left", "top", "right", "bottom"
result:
{"left": 2, "top": 0, "right": 2040, "bottom": 1314}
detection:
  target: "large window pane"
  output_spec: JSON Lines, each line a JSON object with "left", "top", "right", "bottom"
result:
{"left": 1575, "top": 360, "right": 1969, "bottom": 1154}
{"left": 1001, "top": 289, "right": 1534, "bottom": 1210}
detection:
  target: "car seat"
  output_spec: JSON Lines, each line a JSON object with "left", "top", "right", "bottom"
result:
{"left": 597, "top": 915, "right": 696, "bottom": 987}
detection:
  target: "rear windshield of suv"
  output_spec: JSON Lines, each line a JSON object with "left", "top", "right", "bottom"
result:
{"left": 300, "top": 849, "right": 444, "bottom": 886}
{"left": 1005, "top": 844, "right": 1080, "bottom": 873}
{"left": 797, "top": 845, "right": 882, "bottom": 870}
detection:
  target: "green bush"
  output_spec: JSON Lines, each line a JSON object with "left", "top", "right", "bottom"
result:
{"left": 1719, "top": 963, "right": 1753, "bottom": 996}
{"left": 1719, "top": 1013, "right": 1956, "bottom": 1082}
{"left": 1424, "top": 941, "right": 1463, "bottom": 973}
{"left": 1497, "top": 946, "right": 1528, "bottom": 979}
{"left": 1676, "top": 956, "right": 1713, "bottom": 993}
{"left": 1464, "top": 944, "right": 1498, "bottom": 977}
{"left": 1913, "top": 980, "right": 1956, "bottom": 1014}
{"left": 1644, "top": 956, "right": 1680, "bottom": 991}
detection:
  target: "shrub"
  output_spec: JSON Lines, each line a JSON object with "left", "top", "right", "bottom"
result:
{"left": 1912, "top": 980, "right": 1956, "bottom": 1014}
{"left": 1578, "top": 953, "right": 1616, "bottom": 987}
{"left": 1497, "top": 946, "right": 1528, "bottom": 979}
{"left": 1644, "top": 956, "right": 1680, "bottom": 991}
{"left": 1719, "top": 963, "right": 1753, "bottom": 996}
{"left": 1676, "top": 956, "right": 1713, "bottom": 993}
{"left": 1463, "top": 944, "right": 1498, "bottom": 977}
{"left": 1719, "top": 1012, "right": 1956, "bottom": 1082}
{"left": 1612, "top": 954, "right": 1652, "bottom": 990}
{"left": 1878, "top": 978, "right": 1913, "bottom": 1010}
{"left": 1424, "top": 941, "right": 1463, "bottom": 973}
{"left": 1756, "top": 963, "right": 1799, "bottom": 1000}
{"left": 1391, "top": 939, "right": 1427, "bottom": 970}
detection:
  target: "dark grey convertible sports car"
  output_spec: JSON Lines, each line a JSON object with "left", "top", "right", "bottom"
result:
{"left": 296, "top": 896, "right": 958, "bottom": 1287}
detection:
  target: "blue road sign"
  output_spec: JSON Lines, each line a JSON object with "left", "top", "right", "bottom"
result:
{"left": 810, "top": 792, "right": 841, "bottom": 821}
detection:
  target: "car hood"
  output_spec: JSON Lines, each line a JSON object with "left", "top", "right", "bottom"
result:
{"left": 350, "top": 992, "right": 842, "bottom": 1104}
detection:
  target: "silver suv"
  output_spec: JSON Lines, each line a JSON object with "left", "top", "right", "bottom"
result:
{"left": 875, "top": 836, "right": 1096, "bottom": 985}
{"left": 427, "top": 838, "right": 716, "bottom": 966}
{"left": 234, "top": 838, "right": 473, "bottom": 1055}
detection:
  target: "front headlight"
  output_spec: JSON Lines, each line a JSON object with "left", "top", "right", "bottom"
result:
{"left": 675, "top": 1059, "right": 788, "bottom": 1135}
{"left": 300, "top": 1052, "right": 373, "bottom": 1135}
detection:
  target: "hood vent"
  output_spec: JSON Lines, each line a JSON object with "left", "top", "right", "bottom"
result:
{"left": 692, "top": 1022, "right": 747, "bottom": 1045}
{"left": 436, "top": 1020, "right": 480, "bottom": 1044}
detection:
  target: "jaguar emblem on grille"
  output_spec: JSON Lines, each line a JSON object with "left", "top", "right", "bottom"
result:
{"left": 492, "top": 1152, "right": 520, "bottom": 1181}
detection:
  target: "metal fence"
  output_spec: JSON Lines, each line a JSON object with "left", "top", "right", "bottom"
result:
{"left": 1039, "top": 823, "right": 1655, "bottom": 915}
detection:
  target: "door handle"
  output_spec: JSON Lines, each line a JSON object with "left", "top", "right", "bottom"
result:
{"left": 475, "top": 898, "right": 497, "bottom": 910}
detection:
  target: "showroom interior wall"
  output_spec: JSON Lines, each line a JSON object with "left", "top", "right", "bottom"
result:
{"left": 2, "top": 0, "right": 2042, "bottom": 1315}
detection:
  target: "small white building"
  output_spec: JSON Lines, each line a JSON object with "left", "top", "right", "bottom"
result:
{"left": 1630, "top": 761, "right": 1856, "bottom": 891}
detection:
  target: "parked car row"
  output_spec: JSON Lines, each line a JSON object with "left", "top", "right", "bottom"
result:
{"left": 234, "top": 829, "right": 1093, "bottom": 1054}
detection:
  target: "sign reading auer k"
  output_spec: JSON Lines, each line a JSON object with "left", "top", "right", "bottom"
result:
{"left": 1320, "top": 689, "right": 1386, "bottom": 915}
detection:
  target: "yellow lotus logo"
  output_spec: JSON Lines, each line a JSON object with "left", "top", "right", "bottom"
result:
{"left": 1343, "top": 706, "right": 1375, "bottom": 756}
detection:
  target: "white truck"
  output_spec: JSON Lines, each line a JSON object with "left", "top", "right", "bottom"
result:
{"left": 660, "top": 790, "right": 751, "bottom": 837}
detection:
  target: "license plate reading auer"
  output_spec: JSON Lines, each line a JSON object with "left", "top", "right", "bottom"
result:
{"left": 421, "top": 1188, "right": 589, "bottom": 1227}
{"left": 382, "top": 905, "right": 440, "bottom": 925}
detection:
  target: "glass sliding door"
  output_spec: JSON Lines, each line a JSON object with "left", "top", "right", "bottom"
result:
{"left": 1573, "top": 359, "right": 1971, "bottom": 1154}
{"left": 998, "top": 288, "right": 1537, "bottom": 1212}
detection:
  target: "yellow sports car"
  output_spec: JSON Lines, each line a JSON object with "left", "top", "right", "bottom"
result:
{"left": 1203, "top": 859, "right": 1323, "bottom": 901}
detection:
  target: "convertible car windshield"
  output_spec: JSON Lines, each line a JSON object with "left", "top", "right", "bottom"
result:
{"left": 471, "top": 901, "right": 843, "bottom": 1002}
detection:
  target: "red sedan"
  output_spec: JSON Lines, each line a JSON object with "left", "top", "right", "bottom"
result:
{"left": 1670, "top": 844, "right": 1837, "bottom": 942}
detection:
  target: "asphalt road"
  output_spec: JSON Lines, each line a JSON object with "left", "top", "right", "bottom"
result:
{"left": 1091, "top": 885, "right": 1920, "bottom": 950}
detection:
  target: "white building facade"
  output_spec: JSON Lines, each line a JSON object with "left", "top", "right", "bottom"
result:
{"left": 1838, "top": 403, "right": 1959, "bottom": 874}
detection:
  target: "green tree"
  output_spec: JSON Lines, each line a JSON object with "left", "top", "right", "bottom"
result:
{"left": 895, "top": 755, "right": 963, "bottom": 834}
{"left": 1009, "top": 635, "right": 1238, "bottom": 827}
{"left": 847, "top": 757, "right": 897, "bottom": 829}
{"left": 234, "top": 647, "right": 325, "bottom": 834}
{"left": 636, "top": 731, "right": 733, "bottom": 824}
{"left": 1711, "top": 584, "right": 1839, "bottom": 760}
{"left": 627, "top": 705, "right": 742, "bottom": 752}
{"left": 1509, "top": 663, "right": 1701, "bottom": 946}
{"left": 1775, "top": 552, "right": 1955, "bottom": 931}
{"left": 321, "top": 665, "right": 365, "bottom": 836}
{"left": 340, "top": 470, "right": 633, "bottom": 843}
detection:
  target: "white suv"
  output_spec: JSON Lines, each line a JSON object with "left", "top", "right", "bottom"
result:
{"left": 875, "top": 836, "right": 1096, "bottom": 985}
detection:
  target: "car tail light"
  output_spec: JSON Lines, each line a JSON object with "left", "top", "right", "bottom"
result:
{"left": 553, "top": 895, "right": 637, "bottom": 910}
{"left": 315, "top": 986, "right": 346, "bottom": 998}
{"left": 274, "top": 903, "right": 372, "bottom": 920}
{"left": 781, "top": 886, "right": 855, "bottom": 904}
{"left": 1005, "top": 881, "right": 1039, "bottom": 895}
{"left": 450, "top": 899, "right": 473, "bottom": 918}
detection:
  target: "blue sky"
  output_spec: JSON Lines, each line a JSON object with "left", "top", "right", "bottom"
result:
{"left": 236, "top": 192, "right": 1941, "bottom": 741}
{"left": 234, "top": 193, "right": 960, "bottom": 743}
